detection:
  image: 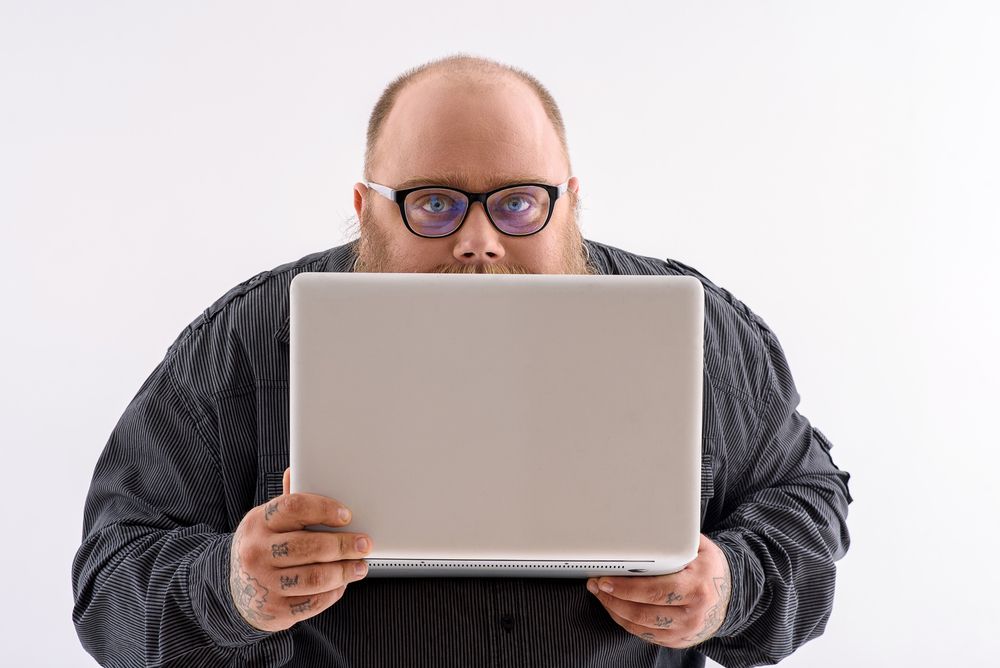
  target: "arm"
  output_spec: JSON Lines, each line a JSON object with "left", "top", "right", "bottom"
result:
{"left": 71, "top": 356, "right": 293, "bottom": 667}
{"left": 698, "top": 312, "right": 853, "bottom": 667}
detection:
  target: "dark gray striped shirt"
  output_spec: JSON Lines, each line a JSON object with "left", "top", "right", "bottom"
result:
{"left": 72, "top": 239, "right": 852, "bottom": 668}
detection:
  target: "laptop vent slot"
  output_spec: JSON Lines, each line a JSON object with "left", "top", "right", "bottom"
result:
{"left": 371, "top": 562, "right": 627, "bottom": 570}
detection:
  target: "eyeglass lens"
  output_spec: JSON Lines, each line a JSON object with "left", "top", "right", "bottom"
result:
{"left": 403, "top": 186, "right": 552, "bottom": 237}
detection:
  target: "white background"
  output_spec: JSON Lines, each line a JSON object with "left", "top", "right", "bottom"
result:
{"left": 2, "top": 1, "right": 997, "bottom": 666}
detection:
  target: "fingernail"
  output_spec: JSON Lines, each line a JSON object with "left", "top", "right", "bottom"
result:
{"left": 356, "top": 536, "right": 369, "bottom": 552}
{"left": 599, "top": 581, "right": 614, "bottom": 594}
{"left": 587, "top": 580, "right": 598, "bottom": 594}
{"left": 355, "top": 561, "right": 368, "bottom": 576}
{"left": 338, "top": 507, "right": 351, "bottom": 522}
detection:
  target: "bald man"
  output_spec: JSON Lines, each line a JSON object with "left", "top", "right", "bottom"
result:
{"left": 73, "top": 55, "right": 852, "bottom": 668}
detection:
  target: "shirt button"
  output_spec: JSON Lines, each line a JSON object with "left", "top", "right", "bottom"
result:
{"left": 499, "top": 613, "right": 515, "bottom": 633}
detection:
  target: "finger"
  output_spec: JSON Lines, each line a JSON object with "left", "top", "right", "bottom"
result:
{"left": 590, "top": 575, "right": 692, "bottom": 606}
{"left": 602, "top": 605, "right": 681, "bottom": 648}
{"left": 271, "top": 560, "right": 369, "bottom": 596}
{"left": 588, "top": 582, "right": 689, "bottom": 633}
{"left": 265, "top": 530, "right": 372, "bottom": 567}
{"left": 279, "top": 585, "right": 349, "bottom": 621}
{"left": 283, "top": 468, "right": 290, "bottom": 496}
{"left": 263, "top": 492, "right": 353, "bottom": 532}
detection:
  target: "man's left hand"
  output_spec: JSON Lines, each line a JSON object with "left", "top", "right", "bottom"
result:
{"left": 587, "top": 533, "right": 732, "bottom": 649}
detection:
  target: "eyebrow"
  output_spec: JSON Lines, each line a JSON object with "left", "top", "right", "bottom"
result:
{"left": 392, "top": 173, "right": 556, "bottom": 191}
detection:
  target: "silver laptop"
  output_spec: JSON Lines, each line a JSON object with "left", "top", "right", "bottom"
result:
{"left": 289, "top": 272, "right": 704, "bottom": 578}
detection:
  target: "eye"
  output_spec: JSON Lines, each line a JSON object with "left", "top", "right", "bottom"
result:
{"left": 419, "top": 194, "right": 456, "bottom": 214}
{"left": 498, "top": 193, "right": 537, "bottom": 214}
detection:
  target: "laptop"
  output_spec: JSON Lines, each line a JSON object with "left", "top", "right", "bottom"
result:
{"left": 289, "top": 272, "right": 704, "bottom": 578}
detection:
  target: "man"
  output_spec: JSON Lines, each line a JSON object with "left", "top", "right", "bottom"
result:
{"left": 72, "top": 54, "right": 852, "bottom": 668}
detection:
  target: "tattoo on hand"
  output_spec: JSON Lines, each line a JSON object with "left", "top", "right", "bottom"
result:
{"left": 654, "top": 614, "right": 673, "bottom": 628}
{"left": 280, "top": 575, "right": 299, "bottom": 590}
{"left": 230, "top": 533, "right": 275, "bottom": 623}
{"left": 713, "top": 576, "right": 730, "bottom": 601}
{"left": 640, "top": 632, "right": 656, "bottom": 641}
{"left": 290, "top": 598, "right": 313, "bottom": 615}
{"left": 265, "top": 501, "right": 279, "bottom": 521}
{"left": 684, "top": 604, "right": 720, "bottom": 643}
{"left": 272, "top": 542, "right": 289, "bottom": 558}
{"left": 680, "top": 572, "right": 731, "bottom": 644}
{"left": 665, "top": 591, "right": 682, "bottom": 604}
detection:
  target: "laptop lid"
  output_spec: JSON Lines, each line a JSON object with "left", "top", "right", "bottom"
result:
{"left": 289, "top": 272, "right": 704, "bottom": 578}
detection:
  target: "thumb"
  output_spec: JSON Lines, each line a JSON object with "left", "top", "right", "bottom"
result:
{"left": 283, "top": 467, "right": 290, "bottom": 496}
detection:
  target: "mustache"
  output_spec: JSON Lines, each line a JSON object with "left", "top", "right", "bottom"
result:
{"left": 428, "top": 262, "right": 535, "bottom": 274}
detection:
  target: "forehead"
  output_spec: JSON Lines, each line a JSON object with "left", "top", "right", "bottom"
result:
{"left": 391, "top": 169, "right": 557, "bottom": 192}
{"left": 375, "top": 73, "right": 567, "bottom": 191}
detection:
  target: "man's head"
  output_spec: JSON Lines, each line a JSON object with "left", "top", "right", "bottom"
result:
{"left": 353, "top": 54, "right": 594, "bottom": 275}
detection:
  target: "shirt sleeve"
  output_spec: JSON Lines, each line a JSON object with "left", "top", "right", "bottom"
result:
{"left": 71, "top": 354, "right": 293, "bottom": 666}
{"left": 697, "top": 311, "right": 854, "bottom": 668}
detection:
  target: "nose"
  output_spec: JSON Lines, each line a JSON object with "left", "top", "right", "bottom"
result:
{"left": 451, "top": 202, "right": 506, "bottom": 266}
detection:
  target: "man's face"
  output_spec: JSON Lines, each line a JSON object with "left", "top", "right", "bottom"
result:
{"left": 353, "top": 73, "right": 591, "bottom": 275}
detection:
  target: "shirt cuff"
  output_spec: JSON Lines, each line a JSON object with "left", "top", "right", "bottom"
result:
{"left": 707, "top": 529, "right": 766, "bottom": 638}
{"left": 187, "top": 533, "right": 279, "bottom": 648}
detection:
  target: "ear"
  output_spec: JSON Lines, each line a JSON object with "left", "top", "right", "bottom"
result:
{"left": 568, "top": 176, "right": 580, "bottom": 196}
{"left": 353, "top": 182, "right": 368, "bottom": 221}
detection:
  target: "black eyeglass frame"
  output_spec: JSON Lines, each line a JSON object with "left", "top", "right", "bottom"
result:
{"left": 365, "top": 179, "right": 570, "bottom": 238}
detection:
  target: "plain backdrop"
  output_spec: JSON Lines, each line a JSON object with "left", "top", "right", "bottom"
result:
{"left": 2, "top": 1, "right": 997, "bottom": 666}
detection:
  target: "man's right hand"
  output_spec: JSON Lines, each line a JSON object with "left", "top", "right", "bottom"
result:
{"left": 228, "top": 468, "right": 373, "bottom": 632}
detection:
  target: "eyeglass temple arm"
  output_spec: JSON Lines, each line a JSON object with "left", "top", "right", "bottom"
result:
{"left": 365, "top": 182, "right": 396, "bottom": 202}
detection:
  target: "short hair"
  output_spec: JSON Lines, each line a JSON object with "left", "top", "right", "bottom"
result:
{"left": 364, "top": 53, "right": 572, "bottom": 180}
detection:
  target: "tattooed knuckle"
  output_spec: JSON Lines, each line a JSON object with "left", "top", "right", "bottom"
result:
{"left": 649, "top": 612, "right": 674, "bottom": 629}
{"left": 289, "top": 597, "right": 314, "bottom": 615}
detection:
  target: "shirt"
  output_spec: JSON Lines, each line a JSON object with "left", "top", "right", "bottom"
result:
{"left": 71, "top": 238, "right": 853, "bottom": 668}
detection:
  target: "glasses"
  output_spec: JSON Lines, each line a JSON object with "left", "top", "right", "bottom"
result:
{"left": 365, "top": 178, "right": 571, "bottom": 238}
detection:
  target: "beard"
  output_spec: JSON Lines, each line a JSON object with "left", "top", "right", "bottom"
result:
{"left": 353, "top": 200, "right": 595, "bottom": 275}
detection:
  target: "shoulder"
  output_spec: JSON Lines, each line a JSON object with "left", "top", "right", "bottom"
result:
{"left": 163, "top": 242, "right": 356, "bottom": 393}
{"left": 585, "top": 238, "right": 774, "bottom": 403}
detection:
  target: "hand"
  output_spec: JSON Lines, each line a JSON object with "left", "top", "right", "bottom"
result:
{"left": 587, "top": 533, "right": 731, "bottom": 648}
{"left": 228, "top": 468, "right": 373, "bottom": 632}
